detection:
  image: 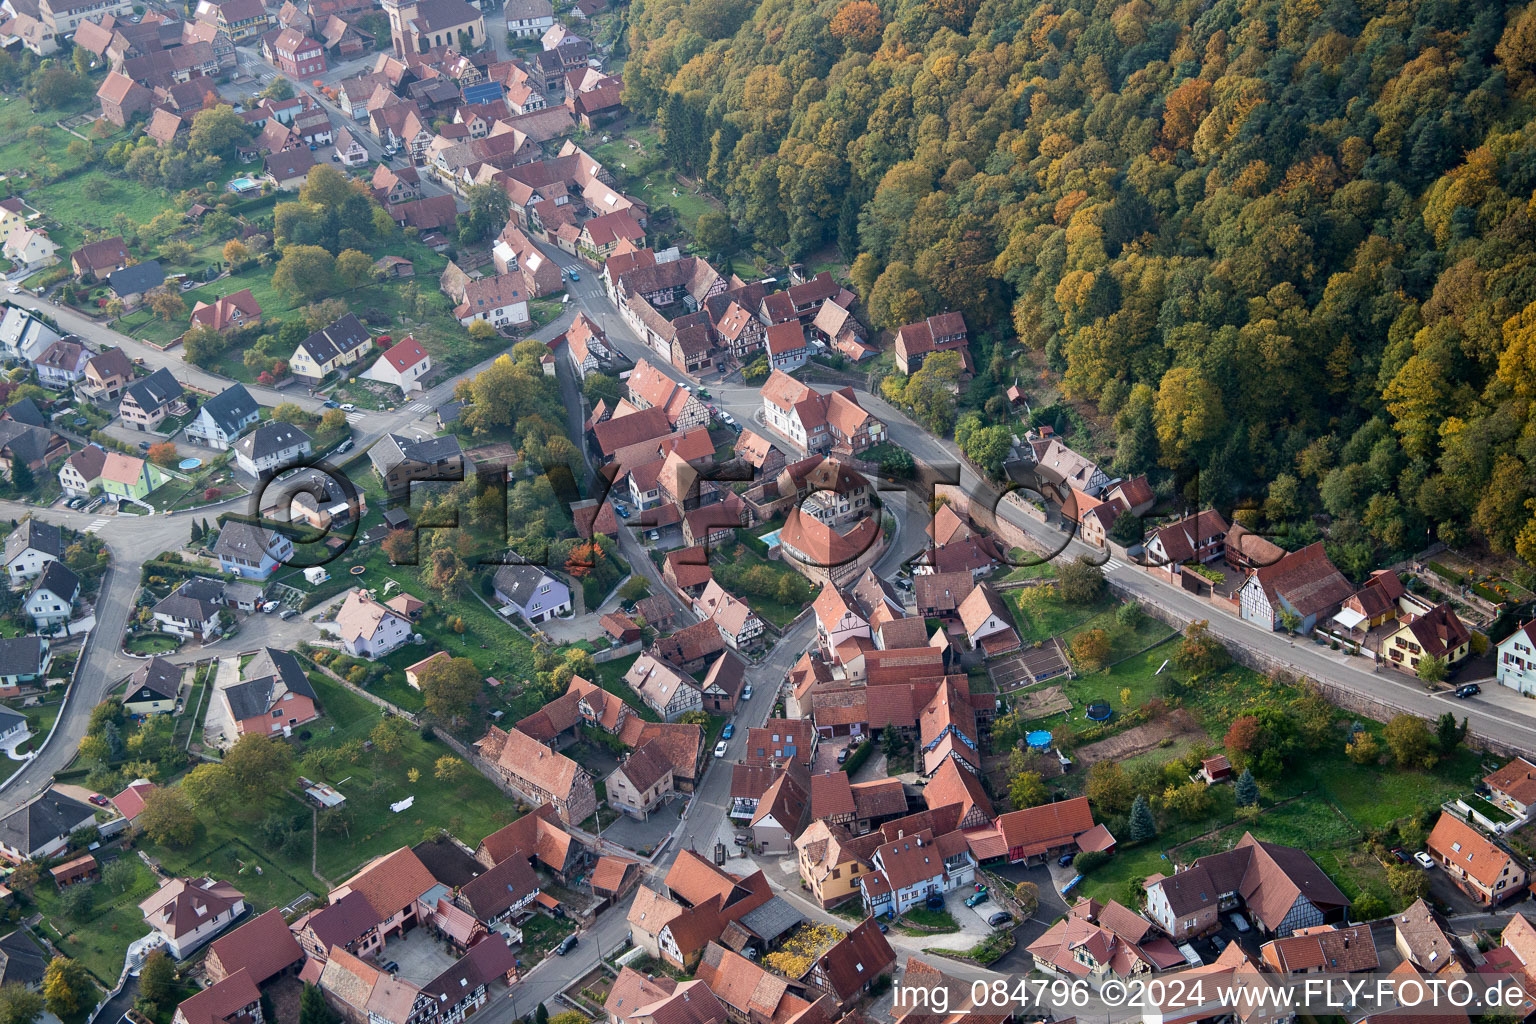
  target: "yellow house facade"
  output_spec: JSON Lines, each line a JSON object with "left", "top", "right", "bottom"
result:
{"left": 1383, "top": 603, "right": 1471, "bottom": 674}
{"left": 795, "top": 819, "right": 873, "bottom": 909}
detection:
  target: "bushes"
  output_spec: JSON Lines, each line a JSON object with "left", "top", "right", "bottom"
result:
{"left": 841, "top": 739, "right": 872, "bottom": 776}
{"left": 1073, "top": 849, "right": 1110, "bottom": 874}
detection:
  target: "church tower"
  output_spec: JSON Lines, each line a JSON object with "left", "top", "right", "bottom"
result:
{"left": 379, "top": 0, "right": 418, "bottom": 56}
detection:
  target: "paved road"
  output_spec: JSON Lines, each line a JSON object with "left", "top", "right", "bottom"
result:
{"left": 0, "top": 294, "right": 592, "bottom": 813}
{"left": 538, "top": 235, "right": 1536, "bottom": 755}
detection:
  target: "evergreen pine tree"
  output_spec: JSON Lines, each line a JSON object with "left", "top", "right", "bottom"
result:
{"left": 535, "top": 1002, "right": 550, "bottom": 1024}
{"left": 299, "top": 984, "right": 337, "bottom": 1024}
{"left": 1234, "top": 768, "right": 1259, "bottom": 807}
{"left": 1128, "top": 794, "right": 1157, "bottom": 842}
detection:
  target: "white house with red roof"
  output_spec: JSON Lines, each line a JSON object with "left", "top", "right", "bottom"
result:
{"left": 140, "top": 877, "right": 246, "bottom": 957}
{"left": 362, "top": 336, "right": 432, "bottom": 395}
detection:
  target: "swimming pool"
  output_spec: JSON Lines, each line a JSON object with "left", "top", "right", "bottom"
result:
{"left": 760, "top": 528, "right": 782, "bottom": 549}
{"left": 178, "top": 458, "right": 202, "bottom": 471}
{"left": 227, "top": 177, "right": 260, "bottom": 193}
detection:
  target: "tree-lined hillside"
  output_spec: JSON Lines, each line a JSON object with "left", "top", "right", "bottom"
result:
{"left": 623, "top": 0, "right": 1536, "bottom": 572}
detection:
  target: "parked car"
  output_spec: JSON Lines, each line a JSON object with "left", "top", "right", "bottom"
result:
{"left": 88, "top": 795, "right": 109, "bottom": 807}
{"left": 925, "top": 894, "right": 945, "bottom": 911}
{"left": 647, "top": 530, "right": 660, "bottom": 541}
{"left": 836, "top": 748, "right": 849, "bottom": 764}
{"left": 1415, "top": 851, "right": 1436, "bottom": 869}
{"left": 5, "top": 285, "right": 18, "bottom": 295}
{"left": 568, "top": 269, "right": 580, "bottom": 281}
{"left": 336, "top": 438, "right": 354, "bottom": 453}
{"left": 340, "top": 403, "right": 356, "bottom": 411}
{"left": 382, "top": 961, "right": 399, "bottom": 974}
{"left": 721, "top": 723, "right": 734, "bottom": 739}
{"left": 733, "top": 833, "right": 750, "bottom": 846}
{"left": 555, "top": 935, "right": 578, "bottom": 956}
{"left": 1057, "top": 853, "right": 1075, "bottom": 867}
{"left": 137, "top": 441, "right": 151, "bottom": 451}
{"left": 741, "top": 684, "right": 753, "bottom": 700}
{"left": 322, "top": 400, "right": 340, "bottom": 408}
{"left": 1456, "top": 683, "right": 1481, "bottom": 698}
{"left": 987, "top": 911, "right": 1013, "bottom": 928}
{"left": 964, "top": 889, "right": 988, "bottom": 907}
{"left": 713, "top": 740, "right": 728, "bottom": 757}
{"left": 878, "top": 921, "right": 888, "bottom": 933}
{"left": 280, "top": 609, "right": 299, "bottom": 620}
{"left": 1229, "top": 912, "right": 1251, "bottom": 933}
{"left": 1390, "top": 848, "right": 1411, "bottom": 864}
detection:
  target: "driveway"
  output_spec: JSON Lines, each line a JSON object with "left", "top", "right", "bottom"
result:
{"left": 202, "top": 656, "right": 240, "bottom": 750}
{"left": 1425, "top": 861, "right": 1490, "bottom": 916}
{"left": 600, "top": 800, "right": 684, "bottom": 857}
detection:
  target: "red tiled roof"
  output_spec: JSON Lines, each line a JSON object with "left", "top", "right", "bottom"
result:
{"left": 206, "top": 908, "right": 303, "bottom": 985}
{"left": 996, "top": 797, "right": 1094, "bottom": 856}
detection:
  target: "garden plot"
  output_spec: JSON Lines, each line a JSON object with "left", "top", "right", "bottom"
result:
{"left": 1007, "top": 684, "right": 1074, "bottom": 723}
{"left": 990, "top": 638, "right": 1074, "bottom": 693}
{"left": 1074, "top": 708, "right": 1205, "bottom": 765}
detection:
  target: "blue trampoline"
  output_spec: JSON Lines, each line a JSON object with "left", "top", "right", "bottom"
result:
{"left": 1026, "top": 730, "right": 1053, "bottom": 750}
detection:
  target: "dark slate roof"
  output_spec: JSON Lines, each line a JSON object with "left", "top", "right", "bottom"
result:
{"left": 123, "top": 367, "right": 183, "bottom": 413}
{"left": 411, "top": 836, "right": 485, "bottom": 889}
{"left": 4, "top": 518, "right": 61, "bottom": 564}
{"left": 0, "top": 789, "right": 95, "bottom": 855}
{"left": 296, "top": 313, "right": 370, "bottom": 367}
{"left": 129, "top": 655, "right": 182, "bottom": 700}
{"left": 213, "top": 521, "right": 279, "bottom": 561}
{"left": 0, "top": 422, "right": 56, "bottom": 467}
{"left": 368, "top": 432, "right": 463, "bottom": 476}
{"left": 736, "top": 896, "right": 803, "bottom": 943}
{"left": 0, "top": 707, "right": 25, "bottom": 736}
{"left": 234, "top": 420, "right": 312, "bottom": 463}
{"left": 198, "top": 384, "right": 258, "bottom": 435}
{"left": 245, "top": 648, "right": 310, "bottom": 694}
{"left": 224, "top": 676, "right": 283, "bottom": 720}
{"left": 153, "top": 579, "right": 221, "bottom": 623}
{"left": 107, "top": 260, "right": 165, "bottom": 297}
{"left": 0, "top": 637, "right": 46, "bottom": 677}
{"left": 492, "top": 563, "right": 555, "bottom": 607}
{"left": 2, "top": 398, "right": 44, "bottom": 427}
{"left": 0, "top": 930, "right": 47, "bottom": 988}
{"left": 30, "top": 561, "right": 78, "bottom": 601}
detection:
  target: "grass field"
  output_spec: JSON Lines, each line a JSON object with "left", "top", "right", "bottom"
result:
{"left": 299, "top": 673, "right": 522, "bottom": 879}
{"left": 138, "top": 667, "right": 526, "bottom": 905}
{"left": 709, "top": 534, "right": 813, "bottom": 628}
{"left": 31, "top": 854, "right": 160, "bottom": 985}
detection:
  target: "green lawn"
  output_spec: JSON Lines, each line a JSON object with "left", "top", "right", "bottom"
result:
{"left": 21, "top": 171, "right": 174, "bottom": 254}
{"left": 519, "top": 911, "right": 577, "bottom": 961}
{"left": 124, "top": 634, "right": 180, "bottom": 655}
{"left": 710, "top": 533, "right": 814, "bottom": 629}
{"left": 298, "top": 673, "right": 522, "bottom": 879}
{"left": 1009, "top": 587, "right": 1117, "bottom": 645}
{"left": 140, "top": 668, "right": 524, "bottom": 900}
{"left": 30, "top": 856, "right": 162, "bottom": 985}
{"left": 591, "top": 652, "right": 660, "bottom": 723}
{"left": 898, "top": 907, "right": 959, "bottom": 933}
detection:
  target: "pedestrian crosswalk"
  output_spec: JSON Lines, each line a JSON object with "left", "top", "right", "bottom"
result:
{"left": 83, "top": 519, "right": 108, "bottom": 534}
{"left": 403, "top": 401, "right": 431, "bottom": 414}
{"left": 1104, "top": 557, "right": 1127, "bottom": 573}
{"left": 345, "top": 412, "right": 364, "bottom": 424}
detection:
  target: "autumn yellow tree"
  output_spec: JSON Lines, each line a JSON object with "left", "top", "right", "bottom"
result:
{"left": 763, "top": 923, "right": 842, "bottom": 977}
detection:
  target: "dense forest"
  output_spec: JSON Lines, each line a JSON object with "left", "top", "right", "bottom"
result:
{"left": 621, "top": 0, "right": 1536, "bottom": 574}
